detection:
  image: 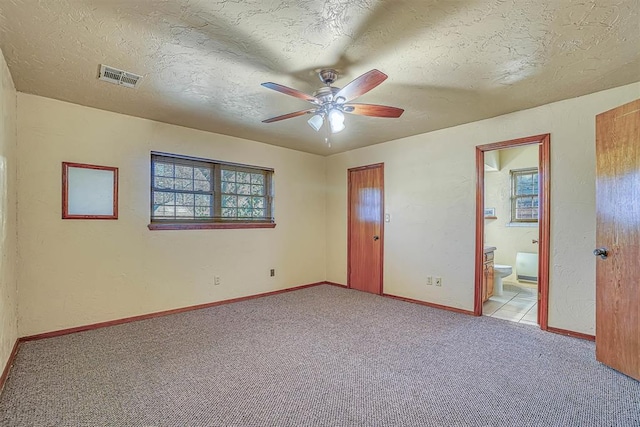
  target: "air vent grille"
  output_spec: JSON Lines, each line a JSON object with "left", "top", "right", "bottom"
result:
{"left": 98, "top": 64, "right": 142, "bottom": 89}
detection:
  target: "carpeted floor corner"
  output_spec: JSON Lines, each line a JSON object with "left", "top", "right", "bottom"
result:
{"left": 0, "top": 285, "right": 638, "bottom": 426}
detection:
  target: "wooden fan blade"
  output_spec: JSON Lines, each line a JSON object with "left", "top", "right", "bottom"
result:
{"left": 343, "top": 103, "right": 404, "bottom": 118}
{"left": 261, "top": 82, "right": 319, "bottom": 104}
{"left": 262, "top": 109, "right": 316, "bottom": 123}
{"left": 334, "top": 69, "right": 388, "bottom": 103}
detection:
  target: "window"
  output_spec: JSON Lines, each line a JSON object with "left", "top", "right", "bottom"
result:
{"left": 149, "top": 152, "right": 274, "bottom": 230}
{"left": 511, "top": 168, "right": 538, "bottom": 222}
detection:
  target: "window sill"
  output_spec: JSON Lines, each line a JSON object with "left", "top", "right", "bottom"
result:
{"left": 148, "top": 222, "right": 276, "bottom": 230}
{"left": 506, "top": 222, "right": 538, "bottom": 228}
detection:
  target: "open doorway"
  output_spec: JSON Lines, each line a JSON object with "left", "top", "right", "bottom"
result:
{"left": 474, "top": 135, "right": 550, "bottom": 330}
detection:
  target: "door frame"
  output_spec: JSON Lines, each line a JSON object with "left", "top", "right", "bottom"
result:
{"left": 347, "top": 163, "right": 385, "bottom": 295}
{"left": 474, "top": 134, "right": 551, "bottom": 330}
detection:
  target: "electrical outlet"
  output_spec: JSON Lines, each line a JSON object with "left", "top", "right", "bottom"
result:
{"left": 435, "top": 277, "right": 442, "bottom": 286}
{"left": 214, "top": 276, "right": 221, "bottom": 286}
{"left": 427, "top": 276, "right": 433, "bottom": 286}
{"left": 270, "top": 269, "right": 275, "bottom": 277}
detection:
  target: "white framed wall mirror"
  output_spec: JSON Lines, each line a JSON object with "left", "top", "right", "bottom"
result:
{"left": 62, "top": 162, "right": 119, "bottom": 219}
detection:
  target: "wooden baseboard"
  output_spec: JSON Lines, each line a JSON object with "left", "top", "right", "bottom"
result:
{"left": 382, "top": 293, "right": 475, "bottom": 316}
{"left": 547, "top": 326, "right": 595, "bottom": 341}
{"left": 0, "top": 339, "right": 20, "bottom": 393}
{"left": 324, "top": 281, "right": 347, "bottom": 287}
{"left": 383, "top": 295, "right": 594, "bottom": 341}
{"left": 20, "top": 282, "right": 327, "bottom": 342}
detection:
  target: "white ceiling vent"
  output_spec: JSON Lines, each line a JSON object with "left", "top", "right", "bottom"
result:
{"left": 98, "top": 64, "right": 142, "bottom": 89}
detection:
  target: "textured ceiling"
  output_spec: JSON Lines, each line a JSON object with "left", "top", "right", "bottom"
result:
{"left": 0, "top": 0, "right": 638, "bottom": 155}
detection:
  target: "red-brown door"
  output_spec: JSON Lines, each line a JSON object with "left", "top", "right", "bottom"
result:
{"left": 595, "top": 99, "right": 640, "bottom": 381}
{"left": 348, "top": 164, "right": 384, "bottom": 294}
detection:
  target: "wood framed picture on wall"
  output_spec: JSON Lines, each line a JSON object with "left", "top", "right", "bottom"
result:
{"left": 62, "top": 162, "right": 119, "bottom": 219}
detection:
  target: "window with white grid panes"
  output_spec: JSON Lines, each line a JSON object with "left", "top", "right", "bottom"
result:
{"left": 510, "top": 168, "right": 539, "bottom": 222}
{"left": 220, "top": 168, "right": 269, "bottom": 220}
{"left": 151, "top": 152, "right": 273, "bottom": 226}
{"left": 152, "top": 157, "right": 214, "bottom": 220}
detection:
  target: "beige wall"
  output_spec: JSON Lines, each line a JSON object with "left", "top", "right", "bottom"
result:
{"left": 326, "top": 82, "right": 640, "bottom": 335}
{"left": 11, "top": 80, "right": 640, "bottom": 338}
{"left": 17, "top": 94, "right": 327, "bottom": 336}
{"left": 0, "top": 50, "right": 18, "bottom": 374}
{"left": 485, "top": 145, "right": 539, "bottom": 280}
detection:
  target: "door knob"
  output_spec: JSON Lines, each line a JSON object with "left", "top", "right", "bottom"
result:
{"left": 373, "top": 235, "right": 379, "bottom": 241}
{"left": 593, "top": 248, "right": 608, "bottom": 260}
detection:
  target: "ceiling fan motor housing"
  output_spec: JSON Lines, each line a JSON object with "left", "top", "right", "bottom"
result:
{"left": 313, "top": 86, "right": 341, "bottom": 104}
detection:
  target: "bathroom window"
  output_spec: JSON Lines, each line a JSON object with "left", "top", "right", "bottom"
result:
{"left": 511, "top": 168, "right": 538, "bottom": 222}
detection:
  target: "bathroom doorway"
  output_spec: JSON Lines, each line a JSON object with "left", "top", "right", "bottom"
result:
{"left": 474, "top": 135, "right": 550, "bottom": 330}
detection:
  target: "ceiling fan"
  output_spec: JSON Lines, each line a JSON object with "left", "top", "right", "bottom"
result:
{"left": 261, "top": 69, "right": 404, "bottom": 137}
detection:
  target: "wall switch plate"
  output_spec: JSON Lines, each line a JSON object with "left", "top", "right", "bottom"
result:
{"left": 435, "top": 277, "right": 442, "bottom": 286}
{"left": 427, "top": 276, "right": 433, "bottom": 285}
{"left": 384, "top": 213, "right": 391, "bottom": 223}
{"left": 214, "top": 276, "right": 221, "bottom": 286}
{"left": 270, "top": 269, "right": 275, "bottom": 277}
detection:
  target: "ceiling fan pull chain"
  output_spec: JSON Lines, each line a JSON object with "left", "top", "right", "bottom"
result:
{"left": 324, "top": 126, "right": 331, "bottom": 148}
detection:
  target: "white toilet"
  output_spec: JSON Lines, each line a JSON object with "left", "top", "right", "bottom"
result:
{"left": 493, "top": 264, "right": 513, "bottom": 296}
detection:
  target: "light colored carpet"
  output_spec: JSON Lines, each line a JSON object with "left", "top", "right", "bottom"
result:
{"left": 0, "top": 285, "right": 638, "bottom": 426}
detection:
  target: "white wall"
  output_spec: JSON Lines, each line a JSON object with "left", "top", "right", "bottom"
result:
{"left": 17, "top": 94, "right": 327, "bottom": 336}
{"left": 485, "top": 145, "right": 539, "bottom": 279}
{"left": 0, "top": 49, "right": 18, "bottom": 375}
{"left": 326, "top": 82, "right": 640, "bottom": 335}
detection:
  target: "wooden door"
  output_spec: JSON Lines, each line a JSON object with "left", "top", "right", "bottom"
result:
{"left": 595, "top": 99, "right": 640, "bottom": 381}
{"left": 348, "top": 164, "right": 384, "bottom": 294}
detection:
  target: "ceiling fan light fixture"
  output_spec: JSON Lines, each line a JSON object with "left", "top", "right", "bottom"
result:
{"left": 328, "top": 109, "right": 345, "bottom": 134}
{"left": 308, "top": 114, "right": 324, "bottom": 132}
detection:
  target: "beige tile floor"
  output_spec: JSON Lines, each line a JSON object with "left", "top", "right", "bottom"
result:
{"left": 483, "top": 285, "right": 538, "bottom": 325}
